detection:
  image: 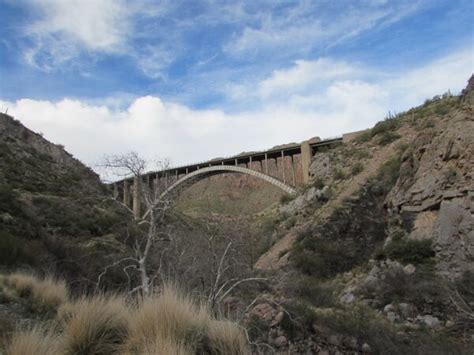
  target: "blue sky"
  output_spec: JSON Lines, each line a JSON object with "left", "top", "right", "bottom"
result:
{"left": 0, "top": 0, "right": 473, "bottom": 176}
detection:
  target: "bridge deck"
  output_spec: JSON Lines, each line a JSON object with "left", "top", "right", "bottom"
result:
{"left": 116, "top": 136, "right": 342, "bottom": 184}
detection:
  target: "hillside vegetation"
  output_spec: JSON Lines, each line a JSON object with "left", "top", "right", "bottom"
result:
{"left": 0, "top": 76, "right": 473, "bottom": 353}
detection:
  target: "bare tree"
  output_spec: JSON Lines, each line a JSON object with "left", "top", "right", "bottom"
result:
{"left": 100, "top": 152, "right": 173, "bottom": 296}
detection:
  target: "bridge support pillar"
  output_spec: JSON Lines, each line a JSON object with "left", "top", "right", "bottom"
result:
{"left": 291, "top": 156, "right": 296, "bottom": 186}
{"left": 113, "top": 183, "right": 118, "bottom": 200}
{"left": 133, "top": 176, "right": 141, "bottom": 219}
{"left": 123, "top": 180, "right": 131, "bottom": 207}
{"left": 301, "top": 140, "right": 312, "bottom": 184}
{"left": 281, "top": 151, "right": 286, "bottom": 183}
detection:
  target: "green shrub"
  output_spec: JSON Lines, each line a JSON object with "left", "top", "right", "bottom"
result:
{"left": 247, "top": 314, "right": 269, "bottom": 340}
{"left": 378, "top": 131, "right": 401, "bottom": 146}
{"left": 280, "top": 301, "right": 317, "bottom": 340}
{"left": 280, "top": 194, "right": 293, "bottom": 205}
{"left": 285, "top": 276, "right": 336, "bottom": 308}
{"left": 354, "top": 148, "right": 370, "bottom": 159}
{"left": 0, "top": 232, "right": 34, "bottom": 266}
{"left": 376, "top": 268, "right": 448, "bottom": 313}
{"left": 355, "top": 131, "right": 371, "bottom": 143}
{"left": 384, "top": 238, "right": 434, "bottom": 265}
{"left": 312, "top": 177, "right": 325, "bottom": 189}
{"left": 370, "top": 116, "right": 401, "bottom": 137}
{"left": 378, "top": 156, "right": 401, "bottom": 189}
{"left": 333, "top": 168, "right": 346, "bottom": 180}
{"left": 351, "top": 162, "right": 364, "bottom": 176}
{"left": 293, "top": 234, "right": 359, "bottom": 279}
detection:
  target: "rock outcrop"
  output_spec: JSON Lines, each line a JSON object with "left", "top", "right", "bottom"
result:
{"left": 387, "top": 86, "right": 474, "bottom": 278}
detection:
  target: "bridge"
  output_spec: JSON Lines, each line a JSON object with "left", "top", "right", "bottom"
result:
{"left": 113, "top": 132, "right": 362, "bottom": 217}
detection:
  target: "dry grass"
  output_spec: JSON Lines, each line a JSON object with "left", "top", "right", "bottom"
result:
{"left": 125, "top": 285, "right": 210, "bottom": 353}
{"left": 6, "top": 272, "right": 36, "bottom": 297}
{"left": 30, "top": 276, "right": 68, "bottom": 312}
{"left": 4, "top": 272, "right": 68, "bottom": 312}
{"left": 5, "top": 325, "right": 62, "bottom": 355}
{"left": 137, "top": 338, "right": 193, "bottom": 355}
{"left": 2, "top": 273, "right": 249, "bottom": 355}
{"left": 62, "top": 295, "right": 130, "bottom": 355}
{"left": 206, "top": 320, "right": 249, "bottom": 355}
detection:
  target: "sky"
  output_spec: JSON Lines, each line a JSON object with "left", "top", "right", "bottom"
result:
{"left": 0, "top": 0, "right": 473, "bottom": 178}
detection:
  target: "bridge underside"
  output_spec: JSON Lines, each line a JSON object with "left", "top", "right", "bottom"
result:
{"left": 162, "top": 165, "right": 296, "bottom": 197}
{"left": 113, "top": 136, "right": 344, "bottom": 217}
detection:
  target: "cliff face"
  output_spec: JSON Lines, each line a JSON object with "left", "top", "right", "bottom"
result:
{"left": 387, "top": 87, "right": 474, "bottom": 279}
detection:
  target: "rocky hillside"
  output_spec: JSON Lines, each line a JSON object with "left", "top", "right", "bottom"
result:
{"left": 0, "top": 113, "right": 133, "bottom": 289}
{"left": 241, "top": 75, "right": 473, "bottom": 353}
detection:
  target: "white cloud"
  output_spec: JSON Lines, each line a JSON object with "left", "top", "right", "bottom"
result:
{"left": 386, "top": 48, "right": 474, "bottom": 109}
{"left": 1, "top": 48, "right": 472, "bottom": 181}
{"left": 258, "top": 58, "right": 356, "bottom": 98}
{"left": 29, "top": 0, "right": 129, "bottom": 52}
{"left": 23, "top": 0, "right": 131, "bottom": 70}
{"left": 224, "top": 1, "right": 422, "bottom": 57}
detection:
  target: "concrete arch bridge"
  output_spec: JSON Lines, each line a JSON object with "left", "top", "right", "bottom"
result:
{"left": 113, "top": 134, "right": 361, "bottom": 217}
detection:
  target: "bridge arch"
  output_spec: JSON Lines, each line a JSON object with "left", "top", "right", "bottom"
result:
{"left": 161, "top": 165, "right": 296, "bottom": 197}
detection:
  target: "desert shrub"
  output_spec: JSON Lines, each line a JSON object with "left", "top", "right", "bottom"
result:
{"left": 455, "top": 271, "right": 474, "bottom": 303}
{"left": 312, "top": 305, "right": 406, "bottom": 354}
{"left": 279, "top": 194, "right": 293, "bottom": 204}
{"left": 247, "top": 314, "right": 269, "bottom": 340}
{"left": 355, "top": 130, "right": 371, "bottom": 143}
{"left": 293, "top": 235, "right": 359, "bottom": 278}
{"left": 434, "top": 104, "right": 450, "bottom": 116}
{"left": 206, "top": 320, "right": 249, "bottom": 355}
{"left": 354, "top": 148, "right": 370, "bottom": 159}
{"left": 284, "top": 276, "right": 336, "bottom": 308}
{"left": 284, "top": 216, "right": 297, "bottom": 228}
{"left": 378, "top": 156, "right": 401, "bottom": 190}
{"left": 377, "top": 268, "right": 448, "bottom": 313}
{"left": 351, "top": 162, "right": 364, "bottom": 176}
{"left": 0, "top": 231, "right": 34, "bottom": 266}
{"left": 280, "top": 301, "right": 317, "bottom": 340}
{"left": 371, "top": 116, "right": 401, "bottom": 138}
{"left": 125, "top": 285, "right": 210, "bottom": 353}
{"left": 312, "top": 177, "right": 325, "bottom": 189}
{"left": 63, "top": 295, "right": 130, "bottom": 355}
{"left": 333, "top": 167, "right": 346, "bottom": 180}
{"left": 384, "top": 238, "right": 434, "bottom": 265}
{"left": 5, "top": 325, "right": 63, "bottom": 355}
{"left": 378, "top": 131, "right": 401, "bottom": 146}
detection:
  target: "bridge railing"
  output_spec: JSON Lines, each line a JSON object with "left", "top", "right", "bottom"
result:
{"left": 147, "top": 135, "right": 343, "bottom": 176}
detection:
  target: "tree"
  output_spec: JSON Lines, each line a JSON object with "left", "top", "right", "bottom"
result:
{"left": 100, "top": 152, "right": 173, "bottom": 296}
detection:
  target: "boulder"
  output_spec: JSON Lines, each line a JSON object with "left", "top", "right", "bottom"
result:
{"left": 417, "top": 315, "right": 441, "bottom": 329}
{"left": 274, "top": 335, "right": 288, "bottom": 347}
{"left": 398, "top": 303, "right": 417, "bottom": 318}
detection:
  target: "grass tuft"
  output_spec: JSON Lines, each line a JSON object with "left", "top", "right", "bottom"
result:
{"left": 62, "top": 294, "right": 130, "bottom": 355}
{"left": 206, "top": 320, "right": 249, "bottom": 355}
{"left": 5, "top": 325, "right": 62, "bottom": 355}
{"left": 125, "top": 285, "right": 210, "bottom": 353}
{"left": 5, "top": 272, "right": 68, "bottom": 313}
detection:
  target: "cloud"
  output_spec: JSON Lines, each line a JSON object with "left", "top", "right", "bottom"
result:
{"left": 1, "top": 48, "right": 472, "bottom": 181}
{"left": 386, "top": 48, "right": 474, "bottom": 109}
{"left": 258, "top": 58, "right": 356, "bottom": 98}
{"left": 29, "top": 0, "right": 129, "bottom": 51}
{"left": 224, "top": 1, "right": 422, "bottom": 57}
{"left": 23, "top": 0, "right": 132, "bottom": 70}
